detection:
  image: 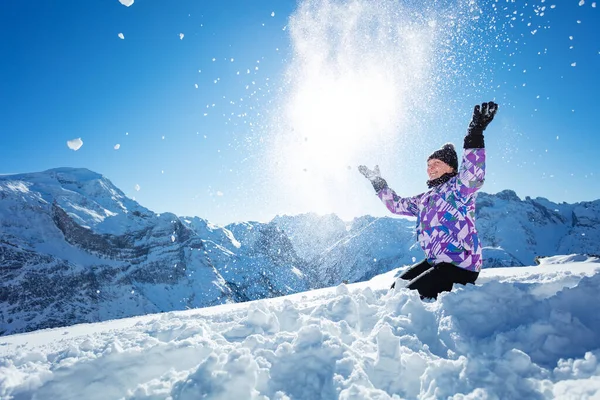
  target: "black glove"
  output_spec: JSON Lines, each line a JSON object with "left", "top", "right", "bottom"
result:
{"left": 464, "top": 101, "right": 498, "bottom": 149}
{"left": 358, "top": 165, "right": 388, "bottom": 193}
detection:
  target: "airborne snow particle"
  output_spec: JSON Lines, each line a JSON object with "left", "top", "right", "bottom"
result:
{"left": 118, "top": 33, "right": 124, "bottom": 39}
{"left": 114, "top": 144, "right": 120, "bottom": 150}
{"left": 195, "top": 84, "right": 198, "bottom": 89}
{"left": 271, "top": 12, "right": 275, "bottom": 17}
{"left": 216, "top": 191, "right": 224, "bottom": 196}
{"left": 171, "top": 235, "right": 176, "bottom": 242}
{"left": 119, "top": 0, "right": 134, "bottom": 6}
{"left": 571, "top": 62, "right": 577, "bottom": 67}
{"left": 67, "top": 138, "right": 83, "bottom": 151}
{"left": 579, "top": 0, "right": 585, "bottom": 5}
{"left": 179, "top": 33, "right": 184, "bottom": 40}
{"left": 135, "top": 184, "right": 141, "bottom": 191}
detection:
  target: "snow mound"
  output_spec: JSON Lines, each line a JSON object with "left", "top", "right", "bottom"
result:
{"left": 1, "top": 262, "right": 599, "bottom": 399}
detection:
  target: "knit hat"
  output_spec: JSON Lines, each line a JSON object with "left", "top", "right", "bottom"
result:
{"left": 428, "top": 143, "right": 458, "bottom": 171}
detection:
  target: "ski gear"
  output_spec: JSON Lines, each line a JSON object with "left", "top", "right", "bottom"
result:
{"left": 377, "top": 146, "right": 486, "bottom": 271}
{"left": 393, "top": 259, "right": 478, "bottom": 299}
{"left": 427, "top": 171, "right": 457, "bottom": 188}
{"left": 361, "top": 101, "right": 497, "bottom": 283}
{"left": 428, "top": 143, "right": 458, "bottom": 172}
{"left": 358, "top": 165, "right": 388, "bottom": 193}
{"left": 464, "top": 101, "right": 498, "bottom": 149}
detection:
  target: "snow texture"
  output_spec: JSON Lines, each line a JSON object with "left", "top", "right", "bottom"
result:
{"left": 66, "top": 138, "right": 83, "bottom": 151}
{"left": 1, "top": 262, "right": 599, "bottom": 399}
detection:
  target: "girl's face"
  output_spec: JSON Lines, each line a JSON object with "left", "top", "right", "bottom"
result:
{"left": 427, "top": 159, "right": 454, "bottom": 180}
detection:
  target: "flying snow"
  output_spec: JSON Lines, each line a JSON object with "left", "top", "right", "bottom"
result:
{"left": 66, "top": 138, "right": 83, "bottom": 151}
{"left": 118, "top": 33, "right": 124, "bottom": 40}
{"left": 114, "top": 144, "right": 120, "bottom": 150}
{"left": 118, "top": 0, "right": 134, "bottom": 6}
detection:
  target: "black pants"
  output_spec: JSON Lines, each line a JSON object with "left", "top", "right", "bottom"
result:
{"left": 392, "top": 259, "right": 479, "bottom": 299}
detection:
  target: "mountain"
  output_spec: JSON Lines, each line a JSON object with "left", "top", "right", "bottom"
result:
{"left": 0, "top": 168, "right": 305, "bottom": 336}
{"left": 273, "top": 215, "right": 422, "bottom": 287}
{"left": 270, "top": 190, "right": 600, "bottom": 277}
{"left": 1, "top": 169, "right": 599, "bottom": 336}
{"left": 180, "top": 217, "right": 309, "bottom": 301}
{"left": 476, "top": 190, "right": 600, "bottom": 265}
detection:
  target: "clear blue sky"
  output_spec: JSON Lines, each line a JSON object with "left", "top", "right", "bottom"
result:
{"left": 1, "top": 0, "right": 599, "bottom": 225}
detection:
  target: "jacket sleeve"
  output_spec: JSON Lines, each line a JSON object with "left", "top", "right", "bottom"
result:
{"left": 377, "top": 187, "right": 421, "bottom": 217}
{"left": 455, "top": 148, "right": 485, "bottom": 197}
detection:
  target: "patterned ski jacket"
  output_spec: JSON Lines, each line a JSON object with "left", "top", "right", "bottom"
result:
{"left": 377, "top": 148, "right": 485, "bottom": 272}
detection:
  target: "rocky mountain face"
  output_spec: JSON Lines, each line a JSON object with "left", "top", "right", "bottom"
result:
{"left": 0, "top": 169, "right": 305, "bottom": 336}
{"left": 1, "top": 169, "right": 598, "bottom": 336}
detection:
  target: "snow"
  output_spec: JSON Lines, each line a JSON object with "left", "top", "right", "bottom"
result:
{"left": 119, "top": 0, "right": 134, "bottom": 7}
{"left": 1, "top": 261, "right": 599, "bottom": 399}
{"left": 118, "top": 33, "right": 124, "bottom": 40}
{"left": 66, "top": 138, "right": 83, "bottom": 151}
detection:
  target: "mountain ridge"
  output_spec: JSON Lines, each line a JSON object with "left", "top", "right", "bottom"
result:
{"left": 1, "top": 168, "right": 599, "bottom": 336}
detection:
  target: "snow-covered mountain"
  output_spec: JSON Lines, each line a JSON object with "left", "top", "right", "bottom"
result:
{"left": 271, "top": 190, "right": 600, "bottom": 278}
{"left": 476, "top": 190, "right": 600, "bottom": 265}
{"left": 0, "top": 169, "right": 306, "bottom": 336}
{"left": 1, "top": 168, "right": 599, "bottom": 336}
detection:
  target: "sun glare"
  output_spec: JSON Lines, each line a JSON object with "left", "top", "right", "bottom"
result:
{"left": 264, "top": 0, "right": 478, "bottom": 217}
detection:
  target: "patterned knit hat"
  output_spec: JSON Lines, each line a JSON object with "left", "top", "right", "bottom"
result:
{"left": 428, "top": 143, "right": 458, "bottom": 171}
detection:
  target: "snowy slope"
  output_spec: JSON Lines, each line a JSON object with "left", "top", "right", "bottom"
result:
{"left": 1, "top": 260, "right": 599, "bottom": 399}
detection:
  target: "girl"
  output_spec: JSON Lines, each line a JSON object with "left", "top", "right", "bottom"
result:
{"left": 359, "top": 101, "right": 498, "bottom": 299}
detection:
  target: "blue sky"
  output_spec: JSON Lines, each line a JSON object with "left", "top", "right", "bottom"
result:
{"left": 1, "top": 0, "right": 599, "bottom": 225}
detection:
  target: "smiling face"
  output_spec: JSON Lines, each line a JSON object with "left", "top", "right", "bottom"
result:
{"left": 427, "top": 158, "right": 454, "bottom": 180}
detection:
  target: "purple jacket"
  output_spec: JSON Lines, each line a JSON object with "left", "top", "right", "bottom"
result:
{"left": 377, "top": 148, "right": 485, "bottom": 272}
